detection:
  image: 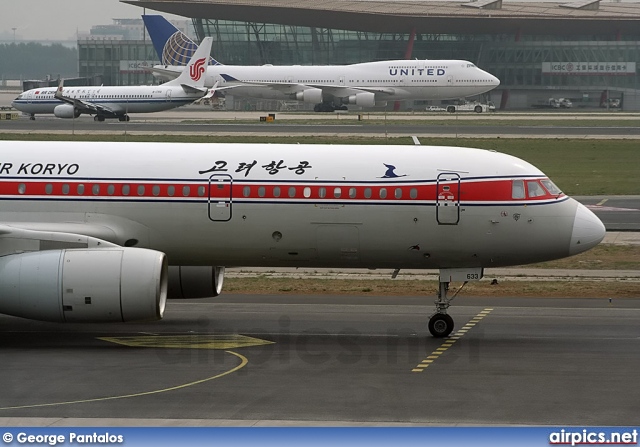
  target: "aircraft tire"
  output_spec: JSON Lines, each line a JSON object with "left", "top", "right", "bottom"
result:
{"left": 474, "top": 105, "right": 483, "bottom": 113}
{"left": 447, "top": 106, "right": 456, "bottom": 113}
{"left": 428, "top": 313, "right": 454, "bottom": 338}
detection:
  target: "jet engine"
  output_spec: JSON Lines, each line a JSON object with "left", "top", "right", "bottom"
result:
{"left": 0, "top": 248, "right": 167, "bottom": 323}
{"left": 53, "top": 104, "right": 81, "bottom": 119}
{"left": 347, "top": 92, "right": 376, "bottom": 108}
{"left": 168, "top": 266, "right": 225, "bottom": 298}
{"left": 295, "top": 88, "right": 323, "bottom": 104}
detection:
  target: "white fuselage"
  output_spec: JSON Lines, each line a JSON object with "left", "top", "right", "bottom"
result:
{"left": 158, "top": 60, "right": 500, "bottom": 103}
{"left": 11, "top": 84, "right": 201, "bottom": 116}
{"left": 0, "top": 141, "right": 603, "bottom": 270}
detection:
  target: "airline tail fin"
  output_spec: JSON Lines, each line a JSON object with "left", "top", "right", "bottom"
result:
{"left": 165, "top": 37, "right": 213, "bottom": 89}
{"left": 142, "top": 14, "right": 221, "bottom": 66}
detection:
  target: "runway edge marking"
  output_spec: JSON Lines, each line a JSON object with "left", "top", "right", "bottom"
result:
{"left": 411, "top": 308, "right": 494, "bottom": 373}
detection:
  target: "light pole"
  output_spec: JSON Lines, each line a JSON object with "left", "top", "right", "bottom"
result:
{"left": 11, "top": 28, "right": 16, "bottom": 43}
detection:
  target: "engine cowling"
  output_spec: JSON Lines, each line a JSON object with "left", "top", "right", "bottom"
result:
{"left": 0, "top": 248, "right": 167, "bottom": 322}
{"left": 168, "top": 266, "right": 225, "bottom": 299}
{"left": 53, "top": 104, "right": 81, "bottom": 119}
{"left": 347, "top": 92, "right": 376, "bottom": 108}
{"left": 295, "top": 88, "right": 323, "bottom": 104}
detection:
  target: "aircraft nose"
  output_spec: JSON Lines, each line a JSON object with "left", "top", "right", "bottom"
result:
{"left": 569, "top": 202, "right": 606, "bottom": 256}
{"left": 491, "top": 74, "right": 500, "bottom": 86}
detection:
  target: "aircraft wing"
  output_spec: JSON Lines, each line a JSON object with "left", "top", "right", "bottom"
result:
{"left": 54, "top": 84, "right": 121, "bottom": 117}
{"left": 219, "top": 74, "right": 396, "bottom": 98}
{"left": 0, "top": 222, "right": 121, "bottom": 258}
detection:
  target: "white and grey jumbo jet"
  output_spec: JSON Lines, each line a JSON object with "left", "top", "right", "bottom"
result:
{"left": 0, "top": 141, "right": 605, "bottom": 337}
{"left": 11, "top": 37, "right": 213, "bottom": 121}
{"left": 143, "top": 15, "right": 500, "bottom": 112}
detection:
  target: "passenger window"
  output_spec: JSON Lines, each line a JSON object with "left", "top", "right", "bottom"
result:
{"left": 107, "top": 185, "right": 115, "bottom": 196}
{"left": 45, "top": 184, "right": 53, "bottom": 195}
{"left": 319, "top": 187, "right": 326, "bottom": 198}
{"left": 92, "top": 184, "right": 100, "bottom": 195}
{"left": 379, "top": 188, "right": 387, "bottom": 199}
{"left": 243, "top": 186, "right": 250, "bottom": 197}
{"left": 303, "top": 187, "right": 311, "bottom": 198}
{"left": 62, "top": 184, "right": 69, "bottom": 195}
{"left": 333, "top": 187, "right": 341, "bottom": 198}
{"left": 273, "top": 186, "right": 281, "bottom": 198}
{"left": 122, "top": 185, "right": 130, "bottom": 196}
{"left": 258, "top": 186, "right": 266, "bottom": 197}
{"left": 288, "top": 186, "right": 296, "bottom": 198}
{"left": 527, "top": 181, "right": 546, "bottom": 198}
{"left": 349, "top": 187, "right": 357, "bottom": 198}
{"left": 364, "top": 188, "right": 372, "bottom": 199}
{"left": 395, "top": 188, "right": 402, "bottom": 199}
{"left": 512, "top": 180, "right": 525, "bottom": 199}
{"left": 167, "top": 185, "right": 175, "bottom": 197}
{"left": 76, "top": 184, "right": 84, "bottom": 195}
{"left": 137, "top": 185, "right": 145, "bottom": 196}
{"left": 410, "top": 188, "right": 418, "bottom": 199}
{"left": 198, "top": 186, "right": 205, "bottom": 197}
{"left": 182, "top": 186, "right": 190, "bottom": 196}
{"left": 152, "top": 185, "right": 160, "bottom": 197}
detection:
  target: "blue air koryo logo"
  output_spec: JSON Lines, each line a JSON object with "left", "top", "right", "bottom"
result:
{"left": 389, "top": 67, "right": 446, "bottom": 77}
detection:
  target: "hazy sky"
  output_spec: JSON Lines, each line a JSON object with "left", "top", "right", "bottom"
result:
{"left": 1, "top": 0, "right": 184, "bottom": 41}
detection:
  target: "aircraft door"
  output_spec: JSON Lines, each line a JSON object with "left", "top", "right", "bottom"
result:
{"left": 208, "top": 174, "right": 233, "bottom": 222}
{"left": 436, "top": 173, "right": 460, "bottom": 225}
{"left": 339, "top": 76, "right": 345, "bottom": 86}
{"left": 166, "top": 89, "right": 172, "bottom": 103}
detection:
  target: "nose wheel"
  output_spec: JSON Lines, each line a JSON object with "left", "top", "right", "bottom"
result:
{"left": 429, "top": 313, "right": 454, "bottom": 338}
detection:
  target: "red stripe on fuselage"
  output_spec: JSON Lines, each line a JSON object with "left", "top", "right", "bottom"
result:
{"left": 0, "top": 178, "right": 563, "bottom": 203}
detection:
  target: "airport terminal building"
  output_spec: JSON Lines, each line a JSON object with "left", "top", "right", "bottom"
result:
{"left": 79, "top": 0, "right": 640, "bottom": 110}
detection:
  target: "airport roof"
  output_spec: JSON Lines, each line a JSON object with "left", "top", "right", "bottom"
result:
{"left": 122, "top": 0, "right": 640, "bottom": 36}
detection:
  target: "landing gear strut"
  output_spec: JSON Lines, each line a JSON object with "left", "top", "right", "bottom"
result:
{"left": 29, "top": 114, "right": 35, "bottom": 121}
{"left": 427, "top": 268, "right": 482, "bottom": 337}
{"left": 118, "top": 114, "right": 130, "bottom": 122}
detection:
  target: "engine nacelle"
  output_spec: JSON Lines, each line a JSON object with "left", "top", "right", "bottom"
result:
{"left": 347, "top": 92, "right": 376, "bottom": 108}
{"left": 168, "top": 266, "right": 225, "bottom": 299}
{"left": 295, "top": 88, "right": 323, "bottom": 104}
{"left": 53, "top": 104, "right": 81, "bottom": 119}
{"left": 0, "top": 248, "right": 167, "bottom": 323}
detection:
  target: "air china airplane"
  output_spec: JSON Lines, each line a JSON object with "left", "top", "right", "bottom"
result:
{"left": 143, "top": 15, "right": 500, "bottom": 112}
{"left": 11, "top": 37, "right": 214, "bottom": 121}
{"left": 0, "top": 141, "right": 605, "bottom": 337}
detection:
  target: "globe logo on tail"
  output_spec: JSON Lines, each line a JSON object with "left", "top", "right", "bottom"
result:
{"left": 190, "top": 58, "right": 206, "bottom": 81}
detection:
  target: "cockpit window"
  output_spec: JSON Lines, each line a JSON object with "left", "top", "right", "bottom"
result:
{"left": 512, "top": 180, "right": 525, "bottom": 199}
{"left": 527, "top": 181, "right": 546, "bottom": 198}
{"left": 541, "top": 179, "right": 562, "bottom": 195}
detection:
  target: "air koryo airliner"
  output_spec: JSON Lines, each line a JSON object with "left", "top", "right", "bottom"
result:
{"left": 143, "top": 15, "right": 500, "bottom": 112}
{"left": 11, "top": 37, "right": 214, "bottom": 121}
{"left": 0, "top": 141, "right": 605, "bottom": 337}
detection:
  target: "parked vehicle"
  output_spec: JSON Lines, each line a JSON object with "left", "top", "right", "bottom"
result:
{"left": 445, "top": 101, "right": 496, "bottom": 113}
{"left": 558, "top": 98, "right": 572, "bottom": 108}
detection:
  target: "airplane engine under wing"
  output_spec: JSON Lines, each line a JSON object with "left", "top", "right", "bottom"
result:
{"left": 295, "top": 88, "right": 323, "bottom": 104}
{"left": 53, "top": 104, "right": 81, "bottom": 119}
{"left": 0, "top": 248, "right": 167, "bottom": 323}
{"left": 347, "top": 92, "right": 376, "bottom": 108}
{"left": 168, "top": 266, "right": 225, "bottom": 299}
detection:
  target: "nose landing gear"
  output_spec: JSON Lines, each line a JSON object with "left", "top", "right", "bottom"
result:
{"left": 428, "top": 268, "right": 483, "bottom": 338}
